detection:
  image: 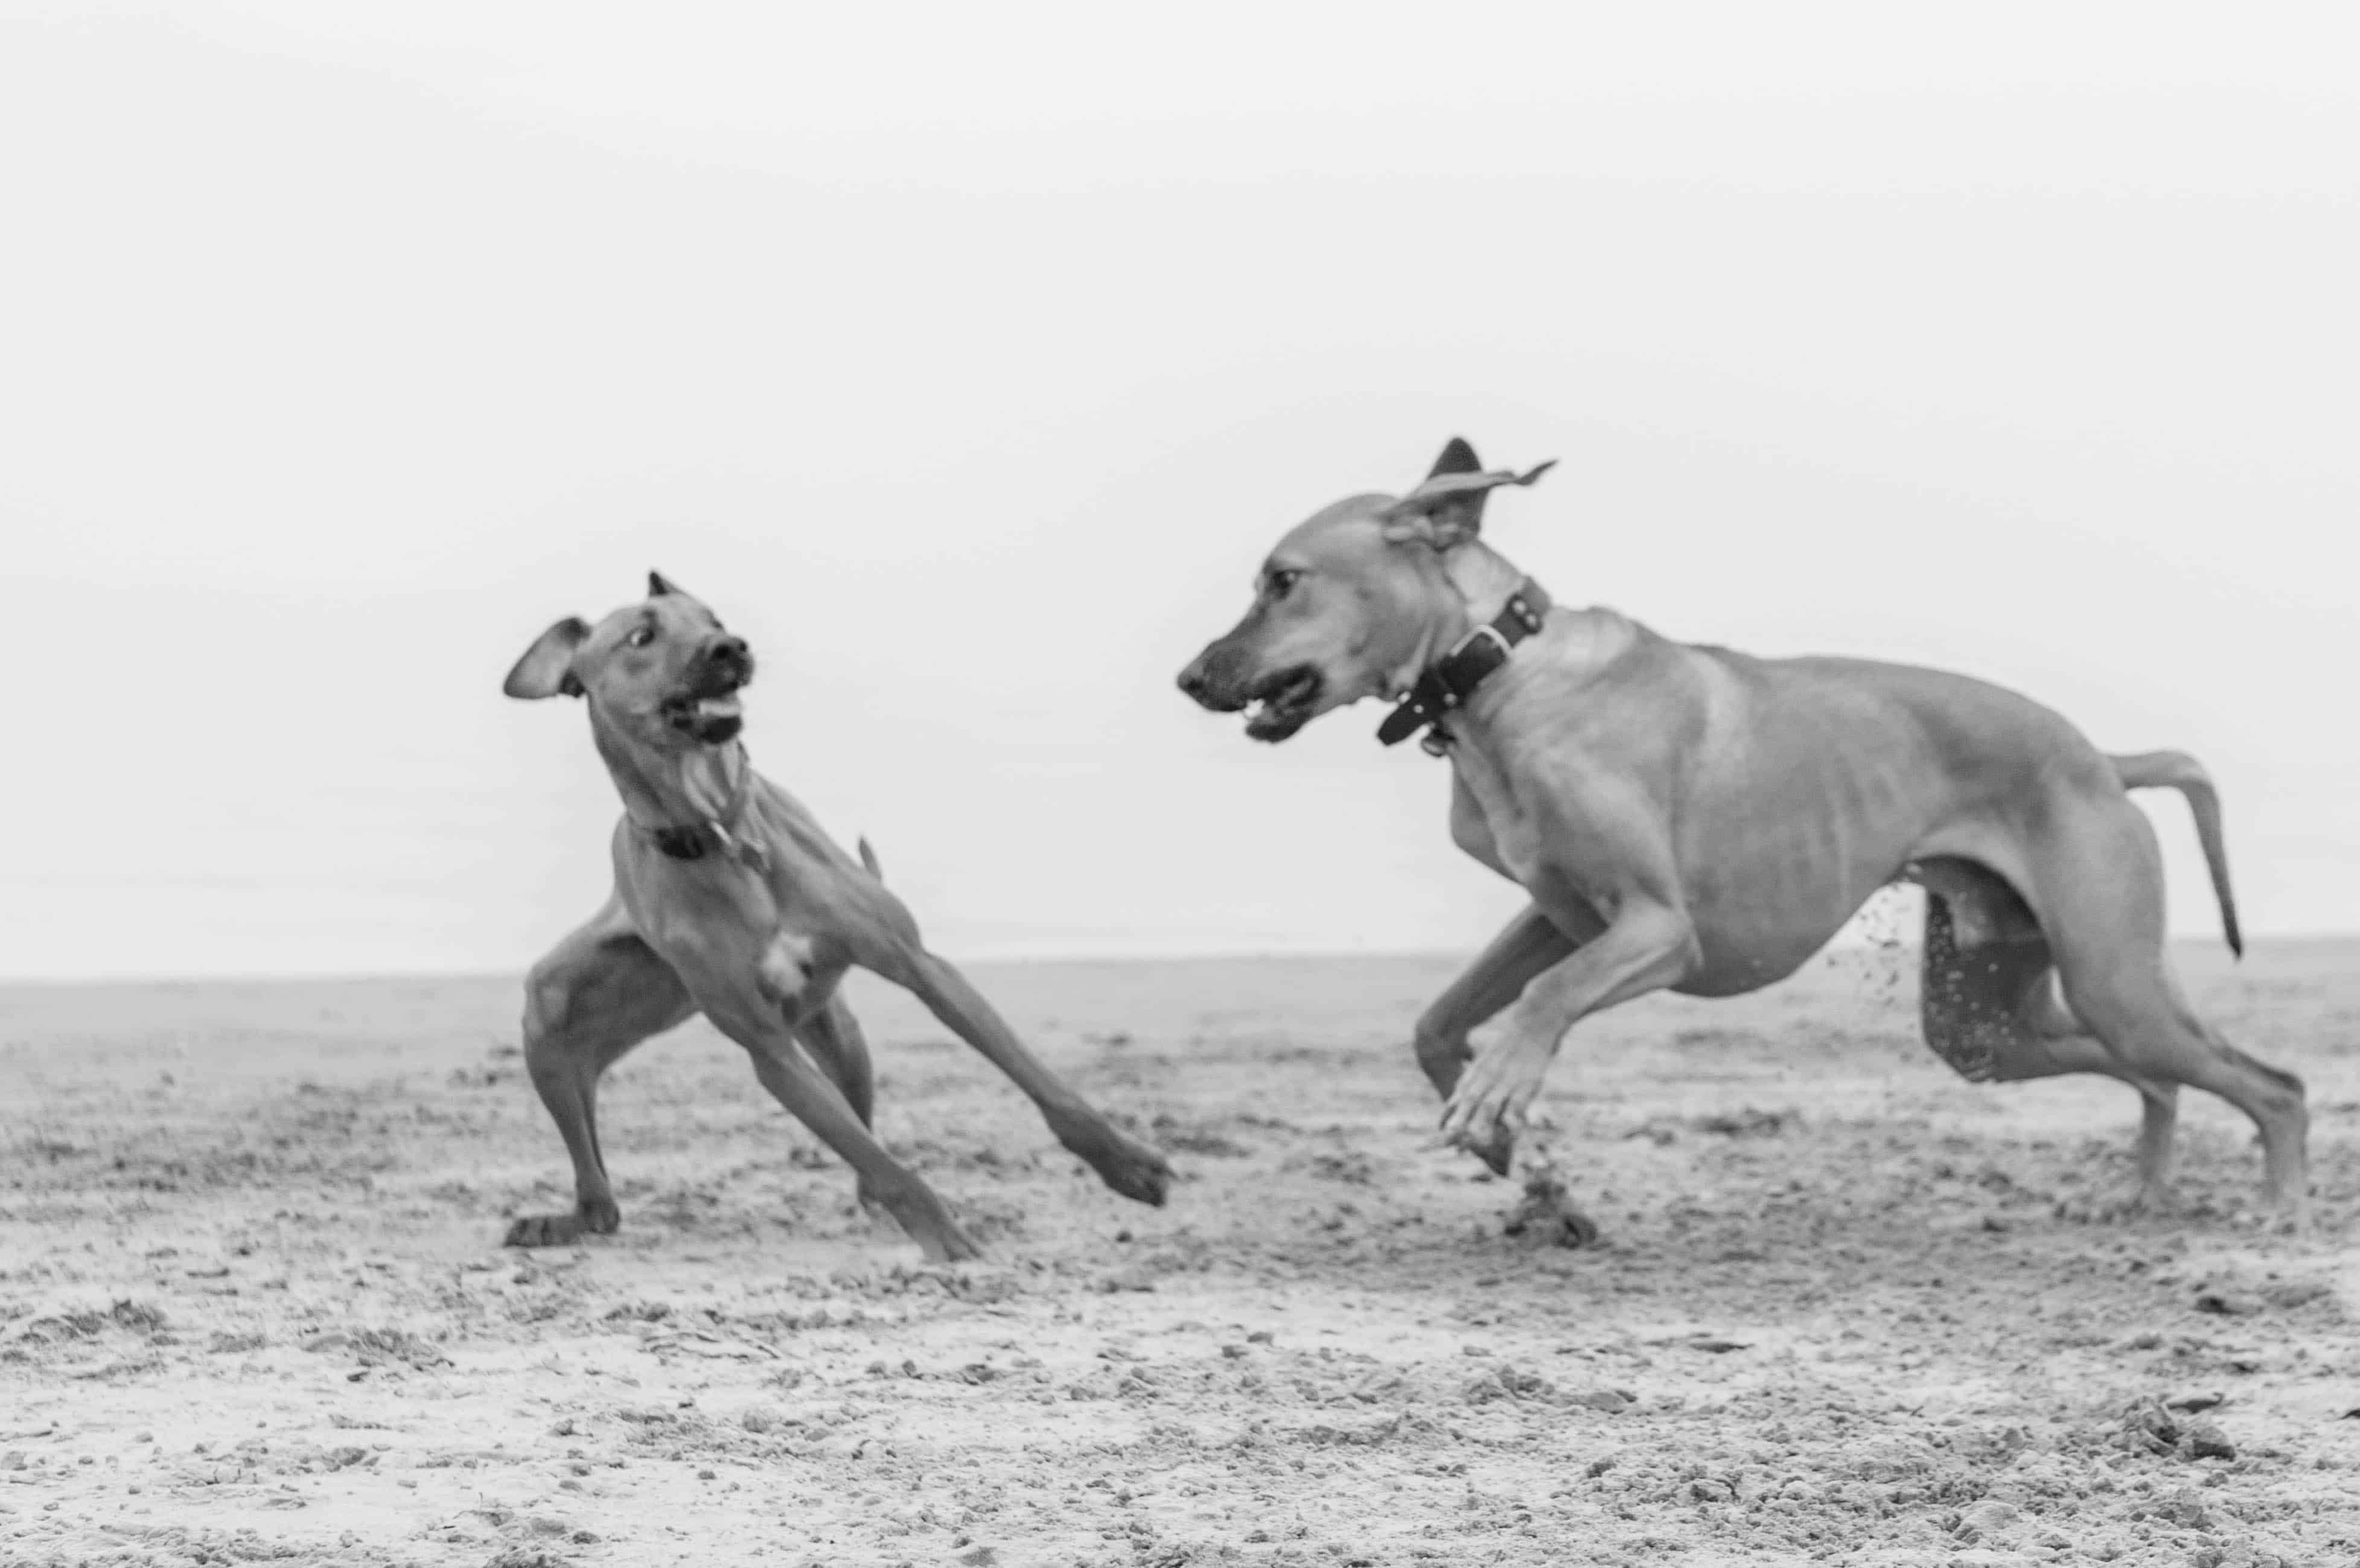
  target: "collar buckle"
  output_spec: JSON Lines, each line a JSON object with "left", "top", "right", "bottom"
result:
{"left": 1451, "top": 622, "right": 1513, "bottom": 666}
{"left": 1374, "top": 576, "right": 1552, "bottom": 755}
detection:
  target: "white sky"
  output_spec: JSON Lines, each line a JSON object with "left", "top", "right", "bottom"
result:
{"left": 2, "top": 1, "right": 2353, "bottom": 978}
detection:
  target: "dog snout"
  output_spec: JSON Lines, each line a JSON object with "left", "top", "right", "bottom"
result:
{"left": 692, "top": 635, "right": 754, "bottom": 694}
{"left": 1178, "top": 646, "right": 1247, "bottom": 712}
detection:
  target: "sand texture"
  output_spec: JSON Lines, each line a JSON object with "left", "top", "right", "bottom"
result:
{"left": 4, "top": 942, "right": 2359, "bottom": 1565}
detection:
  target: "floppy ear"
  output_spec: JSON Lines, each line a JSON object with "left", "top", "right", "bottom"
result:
{"left": 1380, "top": 457, "right": 1558, "bottom": 548}
{"left": 503, "top": 617, "right": 591, "bottom": 700}
{"left": 647, "top": 570, "right": 678, "bottom": 597}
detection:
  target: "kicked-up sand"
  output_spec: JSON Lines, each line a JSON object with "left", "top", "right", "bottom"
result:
{"left": 3, "top": 940, "right": 2358, "bottom": 1566}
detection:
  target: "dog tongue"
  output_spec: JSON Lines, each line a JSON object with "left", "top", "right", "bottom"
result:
{"left": 695, "top": 694, "right": 742, "bottom": 719}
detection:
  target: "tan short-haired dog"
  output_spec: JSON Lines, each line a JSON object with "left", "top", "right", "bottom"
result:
{"left": 505, "top": 573, "right": 1170, "bottom": 1260}
{"left": 1179, "top": 439, "right": 2305, "bottom": 1231}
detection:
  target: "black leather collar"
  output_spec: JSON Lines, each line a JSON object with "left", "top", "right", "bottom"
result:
{"left": 649, "top": 823, "right": 721, "bottom": 860}
{"left": 638, "top": 761, "right": 763, "bottom": 868}
{"left": 1376, "top": 579, "right": 1552, "bottom": 756}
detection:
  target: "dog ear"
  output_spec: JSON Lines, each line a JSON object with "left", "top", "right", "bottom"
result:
{"left": 1380, "top": 459, "right": 1558, "bottom": 548}
{"left": 503, "top": 617, "right": 592, "bottom": 700}
{"left": 647, "top": 570, "right": 677, "bottom": 597}
{"left": 1427, "top": 436, "right": 1482, "bottom": 479}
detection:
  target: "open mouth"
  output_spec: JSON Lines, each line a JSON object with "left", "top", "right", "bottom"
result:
{"left": 1242, "top": 666, "right": 1322, "bottom": 743}
{"left": 661, "top": 666, "right": 752, "bottom": 744}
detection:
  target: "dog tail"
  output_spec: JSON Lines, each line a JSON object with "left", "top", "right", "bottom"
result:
{"left": 2110, "top": 750, "right": 2243, "bottom": 958}
{"left": 858, "top": 837, "right": 883, "bottom": 881}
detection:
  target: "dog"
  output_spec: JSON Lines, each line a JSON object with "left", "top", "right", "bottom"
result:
{"left": 1178, "top": 439, "right": 2306, "bottom": 1228}
{"left": 502, "top": 573, "right": 1171, "bottom": 1260}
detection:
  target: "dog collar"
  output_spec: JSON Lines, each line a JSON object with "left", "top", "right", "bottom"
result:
{"left": 1376, "top": 578, "right": 1552, "bottom": 756}
{"left": 639, "top": 760, "right": 767, "bottom": 870}
{"left": 648, "top": 823, "right": 722, "bottom": 860}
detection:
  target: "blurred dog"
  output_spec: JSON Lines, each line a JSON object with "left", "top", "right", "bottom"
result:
{"left": 1180, "top": 439, "right": 2304, "bottom": 1229}
{"left": 503, "top": 573, "right": 1170, "bottom": 1260}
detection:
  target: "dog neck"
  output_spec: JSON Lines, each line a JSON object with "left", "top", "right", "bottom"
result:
{"left": 1383, "top": 541, "right": 1532, "bottom": 700}
{"left": 1371, "top": 540, "right": 1557, "bottom": 754}
{"left": 589, "top": 715, "right": 764, "bottom": 867}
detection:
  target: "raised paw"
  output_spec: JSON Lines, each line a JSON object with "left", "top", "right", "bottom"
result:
{"left": 1464, "top": 1122, "right": 1517, "bottom": 1178}
{"left": 1438, "top": 1050, "right": 1544, "bottom": 1168}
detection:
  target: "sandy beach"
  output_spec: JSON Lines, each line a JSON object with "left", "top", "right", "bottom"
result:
{"left": 4, "top": 941, "right": 2356, "bottom": 1565}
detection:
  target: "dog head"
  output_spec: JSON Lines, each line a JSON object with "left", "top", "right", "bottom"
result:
{"left": 503, "top": 572, "right": 757, "bottom": 750}
{"left": 1175, "top": 438, "right": 1554, "bottom": 742}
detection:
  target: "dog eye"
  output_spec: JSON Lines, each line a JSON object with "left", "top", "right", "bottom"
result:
{"left": 626, "top": 626, "right": 655, "bottom": 649}
{"left": 1267, "top": 570, "right": 1302, "bottom": 599}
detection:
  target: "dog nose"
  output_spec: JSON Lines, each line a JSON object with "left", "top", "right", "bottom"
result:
{"left": 713, "top": 636, "right": 750, "bottom": 663}
{"left": 1177, "top": 663, "right": 1211, "bottom": 701}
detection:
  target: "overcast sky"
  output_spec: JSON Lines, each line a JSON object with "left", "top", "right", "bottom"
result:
{"left": 2, "top": 2, "right": 2353, "bottom": 979}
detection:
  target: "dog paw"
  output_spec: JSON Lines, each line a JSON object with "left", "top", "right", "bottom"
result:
{"left": 1094, "top": 1138, "right": 1175, "bottom": 1208}
{"left": 504, "top": 1199, "right": 618, "bottom": 1248}
{"left": 1504, "top": 1163, "right": 1600, "bottom": 1249}
{"left": 1440, "top": 1114, "right": 1520, "bottom": 1172}
{"left": 1439, "top": 1074, "right": 1534, "bottom": 1171}
{"left": 1439, "top": 1122, "right": 1520, "bottom": 1178}
{"left": 869, "top": 1185, "right": 985, "bottom": 1263}
{"left": 914, "top": 1218, "right": 986, "bottom": 1264}
{"left": 505, "top": 1213, "right": 587, "bottom": 1248}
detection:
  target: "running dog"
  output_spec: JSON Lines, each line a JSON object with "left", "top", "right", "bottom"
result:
{"left": 1178, "top": 439, "right": 2304, "bottom": 1229}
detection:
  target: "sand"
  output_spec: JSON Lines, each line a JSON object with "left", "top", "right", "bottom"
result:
{"left": 4, "top": 940, "right": 2358, "bottom": 1566}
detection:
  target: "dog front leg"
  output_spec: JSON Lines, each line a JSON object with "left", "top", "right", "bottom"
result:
{"left": 706, "top": 998, "right": 981, "bottom": 1263}
{"left": 1440, "top": 900, "right": 1698, "bottom": 1173}
{"left": 894, "top": 951, "right": 1174, "bottom": 1208}
{"left": 1412, "top": 904, "right": 1578, "bottom": 1100}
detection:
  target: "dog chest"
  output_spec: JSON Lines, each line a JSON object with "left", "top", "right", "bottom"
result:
{"left": 756, "top": 931, "right": 820, "bottom": 1010}
{"left": 1449, "top": 748, "right": 1546, "bottom": 882}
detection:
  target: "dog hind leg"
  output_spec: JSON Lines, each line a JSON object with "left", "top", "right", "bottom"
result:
{"left": 794, "top": 992, "right": 888, "bottom": 1210}
{"left": 2026, "top": 800, "right": 2306, "bottom": 1220}
{"left": 509, "top": 907, "right": 696, "bottom": 1248}
{"left": 794, "top": 992, "right": 876, "bottom": 1126}
{"left": 1915, "top": 859, "right": 2181, "bottom": 1206}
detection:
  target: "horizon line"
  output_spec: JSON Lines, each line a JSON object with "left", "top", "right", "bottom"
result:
{"left": 1, "top": 930, "right": 2350, "bottom": 990}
